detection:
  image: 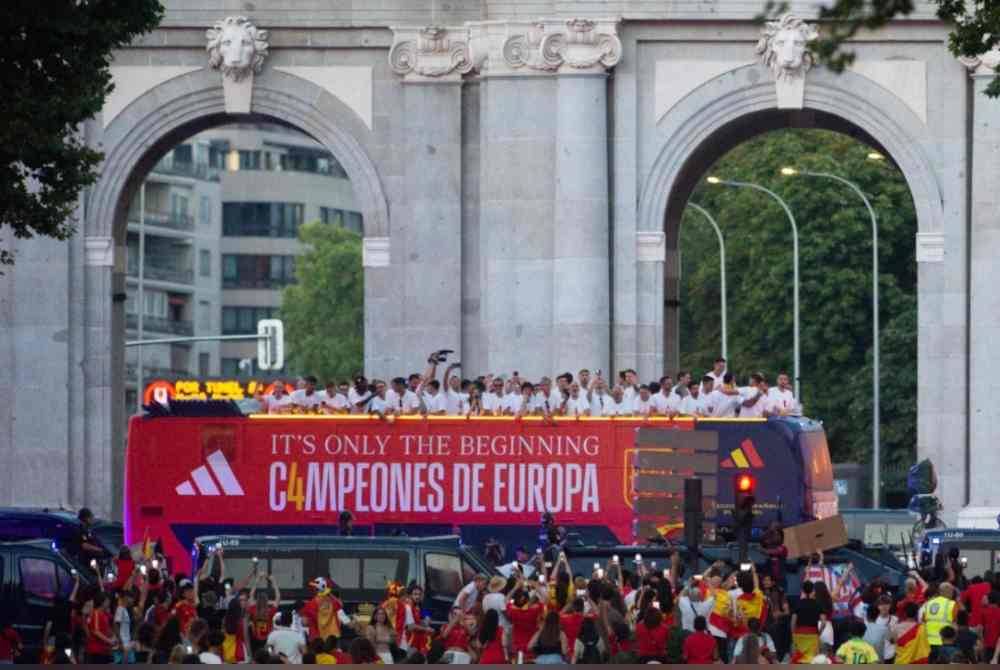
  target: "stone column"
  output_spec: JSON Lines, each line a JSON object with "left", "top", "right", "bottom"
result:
{"left": 389, "top": 27, "right": 469, "bottom": 365}
{"left": 637, "top": 233, "right": 667, "bottom": 379}
{"left": 964, "top": 51, "right": 1000, "bottom": 507}
{"left": 470, "top": 19, "right": 620, "bottom": 379}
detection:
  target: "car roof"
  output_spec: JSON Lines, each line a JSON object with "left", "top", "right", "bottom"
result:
{"left": 195, "top": 534, "right": 464, "bottom": 549}
{"left": 0, "top": 507, "right": 81, "bottom": 522}
{"left": 0, "top": 538, "right": 62, "bottom": 551}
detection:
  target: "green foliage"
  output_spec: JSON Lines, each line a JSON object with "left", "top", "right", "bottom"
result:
{"left": 679, "top": 129, "right": 916, "bottom": 485}
{"left": 0, "top": 0, "right": 164, "bottom": 266}
{"left": 763, "top": 0, "right": 1000, "bottom": 97}
{"left": 280, "top": 222, "right": 364, "bottom": 383}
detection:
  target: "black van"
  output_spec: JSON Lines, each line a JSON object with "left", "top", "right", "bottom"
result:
{"left": 0, "top": 539, "right": 94, "bottom": 662}
{"left": 193, "top": 534, "right": 496, "bottom": 625}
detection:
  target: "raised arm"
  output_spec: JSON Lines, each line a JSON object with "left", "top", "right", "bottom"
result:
{"left": 269, "top": 575, "right": 281, "bottom": 605}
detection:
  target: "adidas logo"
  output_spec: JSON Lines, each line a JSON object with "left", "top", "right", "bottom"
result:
{"left": 721, "top": 439, "right": 765, "bottom": 469}
{"left": 175, "top": 450, "right": 245, "bottom": 496}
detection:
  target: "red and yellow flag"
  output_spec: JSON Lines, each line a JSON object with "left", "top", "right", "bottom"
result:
{"left": 790, "top": 626, "right": 819, "bottom": 664}
{"left": 895, "top": 622, "right": 930, "bottom": 664}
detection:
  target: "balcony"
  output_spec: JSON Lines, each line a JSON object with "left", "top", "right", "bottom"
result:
{"left": 151, "top": 160, "right": 220, "bottom": 182}
{"left": 128, "top": 209, "right": 194, "bottom": 232}
{"left": 126, "top": 313, "right": 194, "bottom": 336}
{"left": 127, "top": 264, "right": 194, "bottom": 285}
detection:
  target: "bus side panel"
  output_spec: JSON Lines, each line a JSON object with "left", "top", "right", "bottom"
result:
{"left": 706, "top": 421, "right": 806, "bottom": 536}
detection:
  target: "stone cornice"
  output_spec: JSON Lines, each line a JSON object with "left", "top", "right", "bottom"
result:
{"left": 390, "top": 18, "right": 621, "bottom": 80}
{"left": 960, "top": 49, "right": 1000, "bottom": 77}
{"left": 388, "top": 25, "right": 473, "bottom": 82}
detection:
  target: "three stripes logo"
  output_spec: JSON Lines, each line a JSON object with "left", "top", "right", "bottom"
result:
{"left": 175, "top": 450, "right": 245, "bottom": 497}
{"left": 720, "top": 439, "right": 765, "bottom": 469}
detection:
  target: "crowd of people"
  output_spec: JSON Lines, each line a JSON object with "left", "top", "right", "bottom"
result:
{"left": 5, "top": 508, "right": 1000, "bottom": 665}
{"left": 255, "top": 353, "right": 802, "bottom": 419}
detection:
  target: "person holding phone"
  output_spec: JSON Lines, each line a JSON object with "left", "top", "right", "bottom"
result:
{"left": 265, "top": 610, "right": 305, "bottom": 664}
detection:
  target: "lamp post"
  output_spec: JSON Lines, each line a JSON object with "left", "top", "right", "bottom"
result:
{"left": 782, "top": 166, "right": 880, "bottom": 508}
{"left": 687, "top": 203, "right": 728, "bottom": 362}
{"left": 707, "top": 176, "right": 800, "bottom": 400}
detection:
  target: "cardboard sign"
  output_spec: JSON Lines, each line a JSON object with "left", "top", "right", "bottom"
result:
{"left": 783, "top": 515, "right": 849, "bottom": 558}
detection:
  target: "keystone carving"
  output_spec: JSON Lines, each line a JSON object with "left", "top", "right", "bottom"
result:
{"left": 389, "top": 26, "right": 473, "bottom": 81}
{"left": 206, "top": 16, "right": 269, "bottom": 82}
{"left": 756, "top": 13, "right": 818, "bottom": 109}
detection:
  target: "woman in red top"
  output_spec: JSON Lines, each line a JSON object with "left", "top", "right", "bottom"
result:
{"left": 634, "top": 605, "right": 669, "bottom": 662}
{"left": 476, "top": 609, "right": 508, "bottom": 664}
{"left": 441, "top": 608, "right": 471, "bottom": 650}
{"left": 559, "top": 597, "right": 586, "bottom": 655}
{"left": 506, "top": 590, "right": 545, "bottom": 660}
{"left": 85, "top": 593, "right": 115, "bottom": 664}
{"left": 683, "top": 615, "right": 719, "bottom": 664}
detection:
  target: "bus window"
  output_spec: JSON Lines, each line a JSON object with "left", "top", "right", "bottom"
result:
{"left": 425, "top": 553, "right": 462, "bottom": 601}
{"left": 363, "top": 557, "right": 401, "bottom": 590}
{"left": 223, "top": 556, "right": 257, "bottom": 581}
{"left": 329, "top": 557, "right": 361, "bottom": 590}
{"left": 270, "top": 558, "right": 304, "bottom": 591}
{"left": 325, "top": 552, "right": 408, "bottom": 597}
{"left": 800, "top": 431, "right": 833, "bottom": 490}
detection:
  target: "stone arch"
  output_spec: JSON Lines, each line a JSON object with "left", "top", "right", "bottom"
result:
{"left": 89, "top": 67, "right": 389, "bottom": 241}
{"left": 633, "top": 63, "right": 944, "bottom": 377}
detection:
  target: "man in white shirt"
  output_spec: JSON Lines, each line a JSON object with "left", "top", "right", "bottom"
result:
{"left": 589, "top": 377, "right": 609, "bottom": 416}
{"left": 482, "top": 378, "right": 505, "bottom": 415}
{"left": 768, "top": 372, "right": 800, "bottom": 415}
{"left": 551, "top": 374, "right": 571, "bottom": 409}
{"left": 317, "top": 381, "right": 347, "bottom": 414}
{"left": 290, "top": 376, "right": 323, "bottom": 410}
{"left": 703, "top": 374, "right": 742, "bottom": 417}
{"left": 266, "top": 610, "right": 307, "bottom": 664}
{"left": 368, "top": 380, "right": 389, "bottom": 415}
{"left": 454, "top": 574, "right": 488, "bottom": 612}
{"left": 602, "top": 386, "right": 630, "bottom": 416}
{"left": 738, "top": 373, "right": 770, "bottom": 418}
{"left": 566, "top": 382, "right": 592, "bottom": 417}
{"left": 442, "top": 364, "right": 469, "bottom": 415}
{"left": 498, "top": 547, "right": 537, "bottom": 579}
{"left": 347, "top": 377, "right": 374, "bottom": 413}
{"left": 677, "top": 381, "right": 702, "bottom": 416}
{"left": 386, "top": 377, "right": 420, "bottom": 415}
{"left": 650, "top": 377, "right": 677, "bottom": 417}
{"left": 633, "top": 385, "right": 654, "bottom": 417}
{"left": 621, "top": 369, "right": 639, "bottom": 404}
{"left": 421, "top": 379, "right": 448, "bottom": 415}
{"left": 265, "top": 382, "right": 294, "bottom": 414}
{"left": 577, "top": 369, "right": 592, "bottom": 395}
{"left": 706, "top": 358, "right": 727, "bottom": 389}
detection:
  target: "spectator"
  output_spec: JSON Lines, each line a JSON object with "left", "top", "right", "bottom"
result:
{"left": 678, "top": 581, "right": 714, "bottom": 633}
{"left": 790, "top": 579, "right": 824, "bottom": 663}
{"left": 152, "top": 616, "right": 183, "bottom": 663}
{"left": 979, "top": 591, "right": 1000, "bottom": 661}
{"left": 732, "top": 618, "right": 775, "bottom": 664}
{"left": 365, "top": 607, "right": 397, "bottom": 664}
{"left": 836, "top": 620, "right": 879, "bottom": 664}
{"left": 936, "top": 625, "right": 960, "bottom": 663}
{"left": 634, "top": 603, "right": 669, "bottom": 662}
{"left": 954, "top": 609, "right": 980, "bottom": 662}
{"left": 85, "top": 592, "right": 115, "bottom": 664}
{"left": 266, "top": 610, "right": 305, "bottom": 664}
{"left": 350, "top": 637, "right": 379, "bottom": 664}
{"left": 476, "top": 609, "right": 507, "bottom": 664}
{"left": 0, "top": 615, "right": 22, "bottom": 664}
{"left": 454, "top": 574, "right": 488, "bottom": 613}
{"left": 220, "top": 597, "right": 247, "bottom": 662}
{"left": 682, "top": 615, "right": 718, "bottom": 663}
{"left": 440, "top": 608, "right": 473, "bottom": 664}
{"left": 924, "top": 582, "right": 958, "bottom": 657}
{"left": 199, "top": 630, "right": 225, "bottom": 664}
{"left": 529, "top": 611, "right": 568, "bottom": 664}
{"left": 246, "top": 574, "right": 280, "bottom": 655}
{"left": 72, "top": 507, "right": 107, "bottom": 566}
{"left": 863, "top": 595, "right": 896, "bottom": 662}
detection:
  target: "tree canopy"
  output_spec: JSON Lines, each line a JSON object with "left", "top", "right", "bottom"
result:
{"left": 0, "top": 0, "right": 164, "bottom": 266}
{"left": 679, "top": 129, "right": 916, "bottom": 498}
{"left": 280, "top": 222, "right": 364, "bottom": 383}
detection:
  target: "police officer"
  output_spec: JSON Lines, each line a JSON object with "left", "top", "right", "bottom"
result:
{"left": 923, "top": 582, "right": 958, "bottom": 661}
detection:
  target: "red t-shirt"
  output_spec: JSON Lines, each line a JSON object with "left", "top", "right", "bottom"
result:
{"left": 85, "top": 609, "right": 113, "bottom": 656}
{"left": 507, "top": 603, "right": 544, "bottom": 654}
{"left": 976, "top": 605, "right": 1000, "bottom": 649}
{"left": 683, "top": 630, "right": 717, "bottom": 664}
{"left": 443, "top": 624, "right": 470, "bottom": 651}
{"left": 172, "top": 601, "right": 197, "bottom": 635}
{"left": 896, "top": 593, "right": 926, "bottom": 620}
{"left": 478, "top": 635, "right": 506, "bottom": 664}
{"left": 559, "top": 612, "right": 585, "bottom": 654}
{"left": 0, "top": 627, "right": 21, "bottom": 662}
{"left": 246, "top": 603, "right": 277, "bottom": 641}
{"left": 635, "top": 621, "right": 669, "bottom": 659}
{"left": 963, "top": 582, "right": 991, "bottom": 619}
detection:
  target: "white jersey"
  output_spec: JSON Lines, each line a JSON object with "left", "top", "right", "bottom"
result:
{"left": 385, "top": 388, "right": 420, "bottom": 414}
{"left": 768, "top": 387, "right": 800, "bottom": 415}
{"left": 567, "top": 394, "right": 592, "bottom": 417}
{"left": 481, "top": 392, "right": 503, "bottom": 415}
{"left": 266, "top": 394, "right": 294, "bottom": 414}
{"left": 290, "top": 389, "right": 323, "bottom": 409}
{"left": 704, "top": 389, "right": 741, "bottom": 417}
{"left": 678, "top": 394, "right": 702, "bottom": 416}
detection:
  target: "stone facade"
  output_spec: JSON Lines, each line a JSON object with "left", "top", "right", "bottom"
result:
{"left": 0, "top": 0, "right": 988, "bottom": 520}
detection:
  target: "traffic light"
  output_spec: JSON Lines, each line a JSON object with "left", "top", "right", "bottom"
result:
{"left": 257, "top": 319, "right": 284, "bottom": 371}
{"left": 733, "top": 473, "right": 756, "bottom": 528}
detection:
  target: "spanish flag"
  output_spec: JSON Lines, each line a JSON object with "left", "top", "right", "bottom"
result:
{"left": 730, "top": 590, "right": 768, "bottom": 639}
{"left": 790, "top": 626, "right": 818, "bottom": 664}
{"left": 141, "top": 527, "right": 154, "bottom": 560}
{"left": 894, "top": 622, "right": 930, "bottom": 664}
{"left": 708, "top": 587, "right": 733, "bottom": 637}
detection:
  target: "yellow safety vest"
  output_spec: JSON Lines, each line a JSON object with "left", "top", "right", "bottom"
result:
{"left": 923, "top": 596, "right": 955, "bottom": 646}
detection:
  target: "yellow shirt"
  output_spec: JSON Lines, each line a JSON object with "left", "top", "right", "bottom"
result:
{"left": 316, "top": 652, "right": 337, "bottom": 664}
{"left": 837, "top": 638, "right": 879, "bottom": 664}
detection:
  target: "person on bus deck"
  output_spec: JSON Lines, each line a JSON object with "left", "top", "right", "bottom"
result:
{"left": 368, "top": 380, "right": 389, "bottom": 416}
{"left": 290, "top": 375, "right": 322, "bottom": 410}
{"left": 768, "top": 372, "right": 800, "bottom": 414}
{"left": 419, "top": 379, "right": 448, "bottom": 415}
{"left": 338, "top": 511, "right": 354, "bottom": 536}
{"left": 565, "top": 382, "right": 592, "bottom": 417}
{"left": 738, "top": 373, "right": 770, "bottom": 418}
{"left": 386, "top": 377, "right": 420, "bottom": 415}
{"left": 499, "top": 547, "right": 537, "bottom": 579}
{"left": 602, "top": 385, "right": 631, "bottom": 417}
{"left": 707, "top": 357, "right": 727, "bottom": 389}
{"left": 481, "top": 377, "right": 505, "bottom": 416}
{"left": 650, "top": 376, "right": 676, "bottom": 417}
{"left": 633, "top": 384, "right": 654, "bottom": 417}
{"left": 264, "top": 382, "right": 294, "bottom": 414}
{"left": 677, "top": 380, "right": 702, "bottom": 416}
{"left": 552, "top": 373, "right": 572, "bottom": 407}
{"left": 704, "top": 373, "right": 742, "bottom": 418}
{"left": 347, "top": 376, "right": 373, "bottom": 414}
{"left": 442, "top": 363, "right": 469, "bottom": 415}
{"left": 319, "top": 380, "right": 349, "bottom": 413}
{"left": 588, "top": 375, "right": 610, "bottom": 416}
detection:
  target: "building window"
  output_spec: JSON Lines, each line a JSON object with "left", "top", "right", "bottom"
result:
{"left": 199, "top": 352, "right": 210, "bottom": 377}
{"left": 143, "top": 291, "right": 168, "bottom": 319}
{"left": 221, "top": 254, "right": 296, "bottom": 289}
{"left": 198, "top": 300, "right": 211, "bottom": 331}
{"left": 239, "top": 150, "right": 261, "bottom": 170}
{"left": 320, "top": 207, "right": 363, "bottom": 234}
{"left": 125, "top": 293, "right": 138, "bottom": 315}
{"left": 199, "top": 196, "right": 211, "bottom": 225}
{"left": 222, "top": 202, "right": 303, "bottom": 238}
{"left": 221, "top": 358, "right": 242, "bottom": 377}
{"left": 222, "top": 306, "right": 277, "bottom": 334}
{"left": 199, "top": 249, "right": 211, "bottom": 277}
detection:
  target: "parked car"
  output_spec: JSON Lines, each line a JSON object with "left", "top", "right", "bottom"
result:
{"left": 0, "top": 539, "right": 94, "bottom": 662}
{"left": 0, "top": 508, "right": 114, "bottom": 563}
{"left": 193, "top": 534, "right": 497, "bottom": 625}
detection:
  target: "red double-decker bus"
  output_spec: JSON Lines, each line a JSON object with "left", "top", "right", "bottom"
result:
{"left": 124, "top": 410, "right": 835, "bottom": 569}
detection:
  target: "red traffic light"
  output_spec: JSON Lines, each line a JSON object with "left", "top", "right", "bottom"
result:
{"left": 736, "top": 474, "right": 755, "bottom": 493}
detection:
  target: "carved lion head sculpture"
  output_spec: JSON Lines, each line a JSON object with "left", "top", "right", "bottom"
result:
{"left": 206, "top": 16, "right": 269, "bottom": 81}
{"left": 756, "top": 14, "right": 818, "bottom": 80}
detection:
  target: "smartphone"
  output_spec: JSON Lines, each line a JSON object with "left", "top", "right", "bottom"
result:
{"left": 252, "top": 556, "right": 259, "bottom": 564}
{"left": 596, "top": 568, "right": 605, "bottom": 579}
{"left": 151, "top": 559, "right": 159, "bottom": 569}
{"left": 140, "top": 565, "right": 147, "bottom": 575}
{"left": 612, "top": 555, "right": 619, "bottom": 564}
{"left": 70, "top": 568, "right": 78, "bottom": 576}
{"left": 593, "top": 562, "right": 600, "bottom": 571}
{"left": 740, "top": 562, "right": 752, "bottom": 572}
{"left": 694, "top": 574, "right": 703, "bottom": 581}
{"left": 64, "top": 648, "right": 73, "bottom": 658}
{"left": 634, "top": 553, "right": 643, "bottom": 562}
{"left": 653, "top": 600, "right": 661, "bottom": 609}
{"left": 90, "top": 559, "right": 98, "bottom": 569}
{"left": 960, "top": 557, "right": 968, "bottom": 567}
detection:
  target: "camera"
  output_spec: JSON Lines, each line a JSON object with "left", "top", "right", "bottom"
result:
{"left": 429, "top": 349, "right": 454, "bottom": 364}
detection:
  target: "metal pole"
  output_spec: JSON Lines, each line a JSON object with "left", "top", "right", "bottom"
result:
{"left": 713, "top": 179, "right": 800, "bottom": 400}
{"left": 125, "top": 333, "right": 267, "bottom": 347}
{"left": 688, "top": 203, "right": 727, "bottom": 362}
{"left": 136, "top": 183, "right": 146, "bottom": 413}
{"left": 799, "top": 170, "right": 880, "bottom": 508}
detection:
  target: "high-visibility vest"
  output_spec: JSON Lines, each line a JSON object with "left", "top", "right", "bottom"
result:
{"left": 923, "top": 596, "right": 955, "bottom": 646}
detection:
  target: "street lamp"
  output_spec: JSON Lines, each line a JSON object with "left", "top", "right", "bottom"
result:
{"left": 687, "top": 203, "right": 728, "bottom": 361}
{"left": 707, "top": 176, "right": 800, "bottom": 400}
{"left": 783, "top": 165, "right": 881, "bottom": 508}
